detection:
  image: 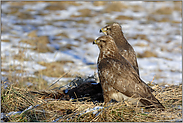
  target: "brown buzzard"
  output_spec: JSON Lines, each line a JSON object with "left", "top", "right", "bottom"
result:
{"left": 100, "top": 22, "right": 139, "bottom": 75}
{"left": 93, "top": 35, "right": 164, "bottom": 109}
{"left": 100, "top": 22, "right": 154, "bottom": 92}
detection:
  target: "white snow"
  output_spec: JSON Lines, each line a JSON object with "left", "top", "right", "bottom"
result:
{"left": 1, "top": 1, "right": 182, "bottom": 85}
{"left": 80, "top": 106, "right": 103, "bottom": 116}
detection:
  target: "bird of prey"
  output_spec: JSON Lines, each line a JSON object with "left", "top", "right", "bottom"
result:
{"left": 93, "top": 35, "right": 164, "bottom": 109}
{"left": 100, "top": 22, "right": 139, "bottom": 75}
{"left": 100, "top": 22, "right": 154, "bottom": 92}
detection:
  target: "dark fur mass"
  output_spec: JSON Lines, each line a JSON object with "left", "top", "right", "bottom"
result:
{"left": 93, "top": 35, "right": 164, "bottom": 109}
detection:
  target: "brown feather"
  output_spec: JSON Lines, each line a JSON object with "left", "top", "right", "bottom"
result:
{"left": 101, "top": 22, "right": 139, "bottom": 75}
{"left": 94, "top": 35, "right": 164, "bottom": 109}
{"left": 100, "top": 23, "right": 155, "bottom": 92}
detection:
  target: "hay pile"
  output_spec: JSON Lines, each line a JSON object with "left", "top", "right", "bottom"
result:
{"left": 1, "top": 77, "right": 182, "bottom": 122}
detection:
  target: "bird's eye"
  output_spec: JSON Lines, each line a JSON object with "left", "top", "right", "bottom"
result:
{"left": 107, "top": 28, "right": 111, "bottom": 31}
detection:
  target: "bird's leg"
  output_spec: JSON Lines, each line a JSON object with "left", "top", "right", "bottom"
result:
{"left": 103, "top": 94, "right": 111, "bottom": 107}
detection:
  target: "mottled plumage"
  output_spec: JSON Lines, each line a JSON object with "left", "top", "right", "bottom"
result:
{"left": 93, "top": 35, "right": 164, "bottom": 109}
{"left": 100, "top": 22, "right": 139, "bottom": 75}
{"left": 100, "top": 23, "right": 154, "bottom": 92}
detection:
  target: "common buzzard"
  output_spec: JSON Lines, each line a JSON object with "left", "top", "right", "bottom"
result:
{"left": 100, "top": 22, "right": 139, "bottom": 75}
{"left": 100, "top": 22, "right": 154, "bottom": 92}
{"left": 93, "top": 35, "right": 164, "bottom": 109}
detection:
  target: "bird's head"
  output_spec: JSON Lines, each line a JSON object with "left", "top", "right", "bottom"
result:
{"left": 93, "top": 35, "right": 116, "bottom": 50}
{"left": 99, "top": 22, "right": 122, "bottom": 36}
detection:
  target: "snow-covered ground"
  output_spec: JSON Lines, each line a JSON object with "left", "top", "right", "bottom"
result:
{"left": 1, "top": 1, "right": 182, "bottom": 85}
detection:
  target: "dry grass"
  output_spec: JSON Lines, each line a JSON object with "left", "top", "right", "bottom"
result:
{"left": 1, "top": 77, "right": 182, "bottom": 122}
{"left": 137, "top": 50, "right": 158, "bottom": 58}
{"left": 104, "top": 2, "right": 128, "bottom": 13}
{"left": 35, "top": 61, "right": 73, "bottom": 78}
{"left": 1, "top": 1, "right": 182, "bottom": 122}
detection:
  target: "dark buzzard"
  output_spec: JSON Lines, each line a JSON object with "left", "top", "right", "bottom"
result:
{"left": 100, "top": 22, "right": 154, "bottom": 92}
{"left": 93, "top": 35, "right": 164, "bottom": 109}
{"left": 100, "top": 22, "right": 139, "bottom": 75}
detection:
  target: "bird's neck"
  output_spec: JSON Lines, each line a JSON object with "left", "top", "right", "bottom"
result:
{"left": 111, "top": 32, "right": 129, "bottom": 49}
{"left": 112, "top": 31, "right": 127, "bottom": 42}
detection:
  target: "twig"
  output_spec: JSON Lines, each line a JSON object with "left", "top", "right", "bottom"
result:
{"left": 151, "top": 75, "right": 155, "bottom": 84}
{"left": 48, "top": 71, "right": 70, "bottom": 88}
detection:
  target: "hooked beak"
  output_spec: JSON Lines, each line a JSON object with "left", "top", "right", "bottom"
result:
{"left": 100, "top": 28, "right": 107, "bottom": 35}
{"left": 100, "top": 28, "right": 105, "bottom": 33}
{"left": 93, "top": 40, "right": 97, "bottom": 44}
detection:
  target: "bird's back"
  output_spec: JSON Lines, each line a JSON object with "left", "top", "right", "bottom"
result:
{"left": 114, "top": 35, "right": 140, "bottom": 75}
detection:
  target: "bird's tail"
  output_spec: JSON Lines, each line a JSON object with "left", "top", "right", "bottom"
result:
{"left": 140, "top": 95, "right": 165, "bottom": 109}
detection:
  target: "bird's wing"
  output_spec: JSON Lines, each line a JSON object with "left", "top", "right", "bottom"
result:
{"left": 118, "top": 49, "right": 154, "bottom": 92}
{"left": 118, "top": 45, "right": 140, "bottom": 75}
{"left": 98, "top": 58, "right": 150, "bottom": 98}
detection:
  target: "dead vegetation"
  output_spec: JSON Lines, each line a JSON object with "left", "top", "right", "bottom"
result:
{"left": 1, "top": 1, "right": 182, "bottom": 122}
{"left": 104, "top": 2, "right": 128, "bottom": 13}
{"left": 1, "top": 76, "right": 182, "bottom": 122}
{"left": 138, "top": 50, "right": 158, "bottom": 58}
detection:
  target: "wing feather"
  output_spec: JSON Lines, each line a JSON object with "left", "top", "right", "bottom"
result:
{"left": 98, "top": 58, "right": 150, "bottom": 98}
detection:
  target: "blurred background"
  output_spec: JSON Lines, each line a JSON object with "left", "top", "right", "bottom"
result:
{"left": 1, "top": 1, "right": 182, "bottom": 90}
